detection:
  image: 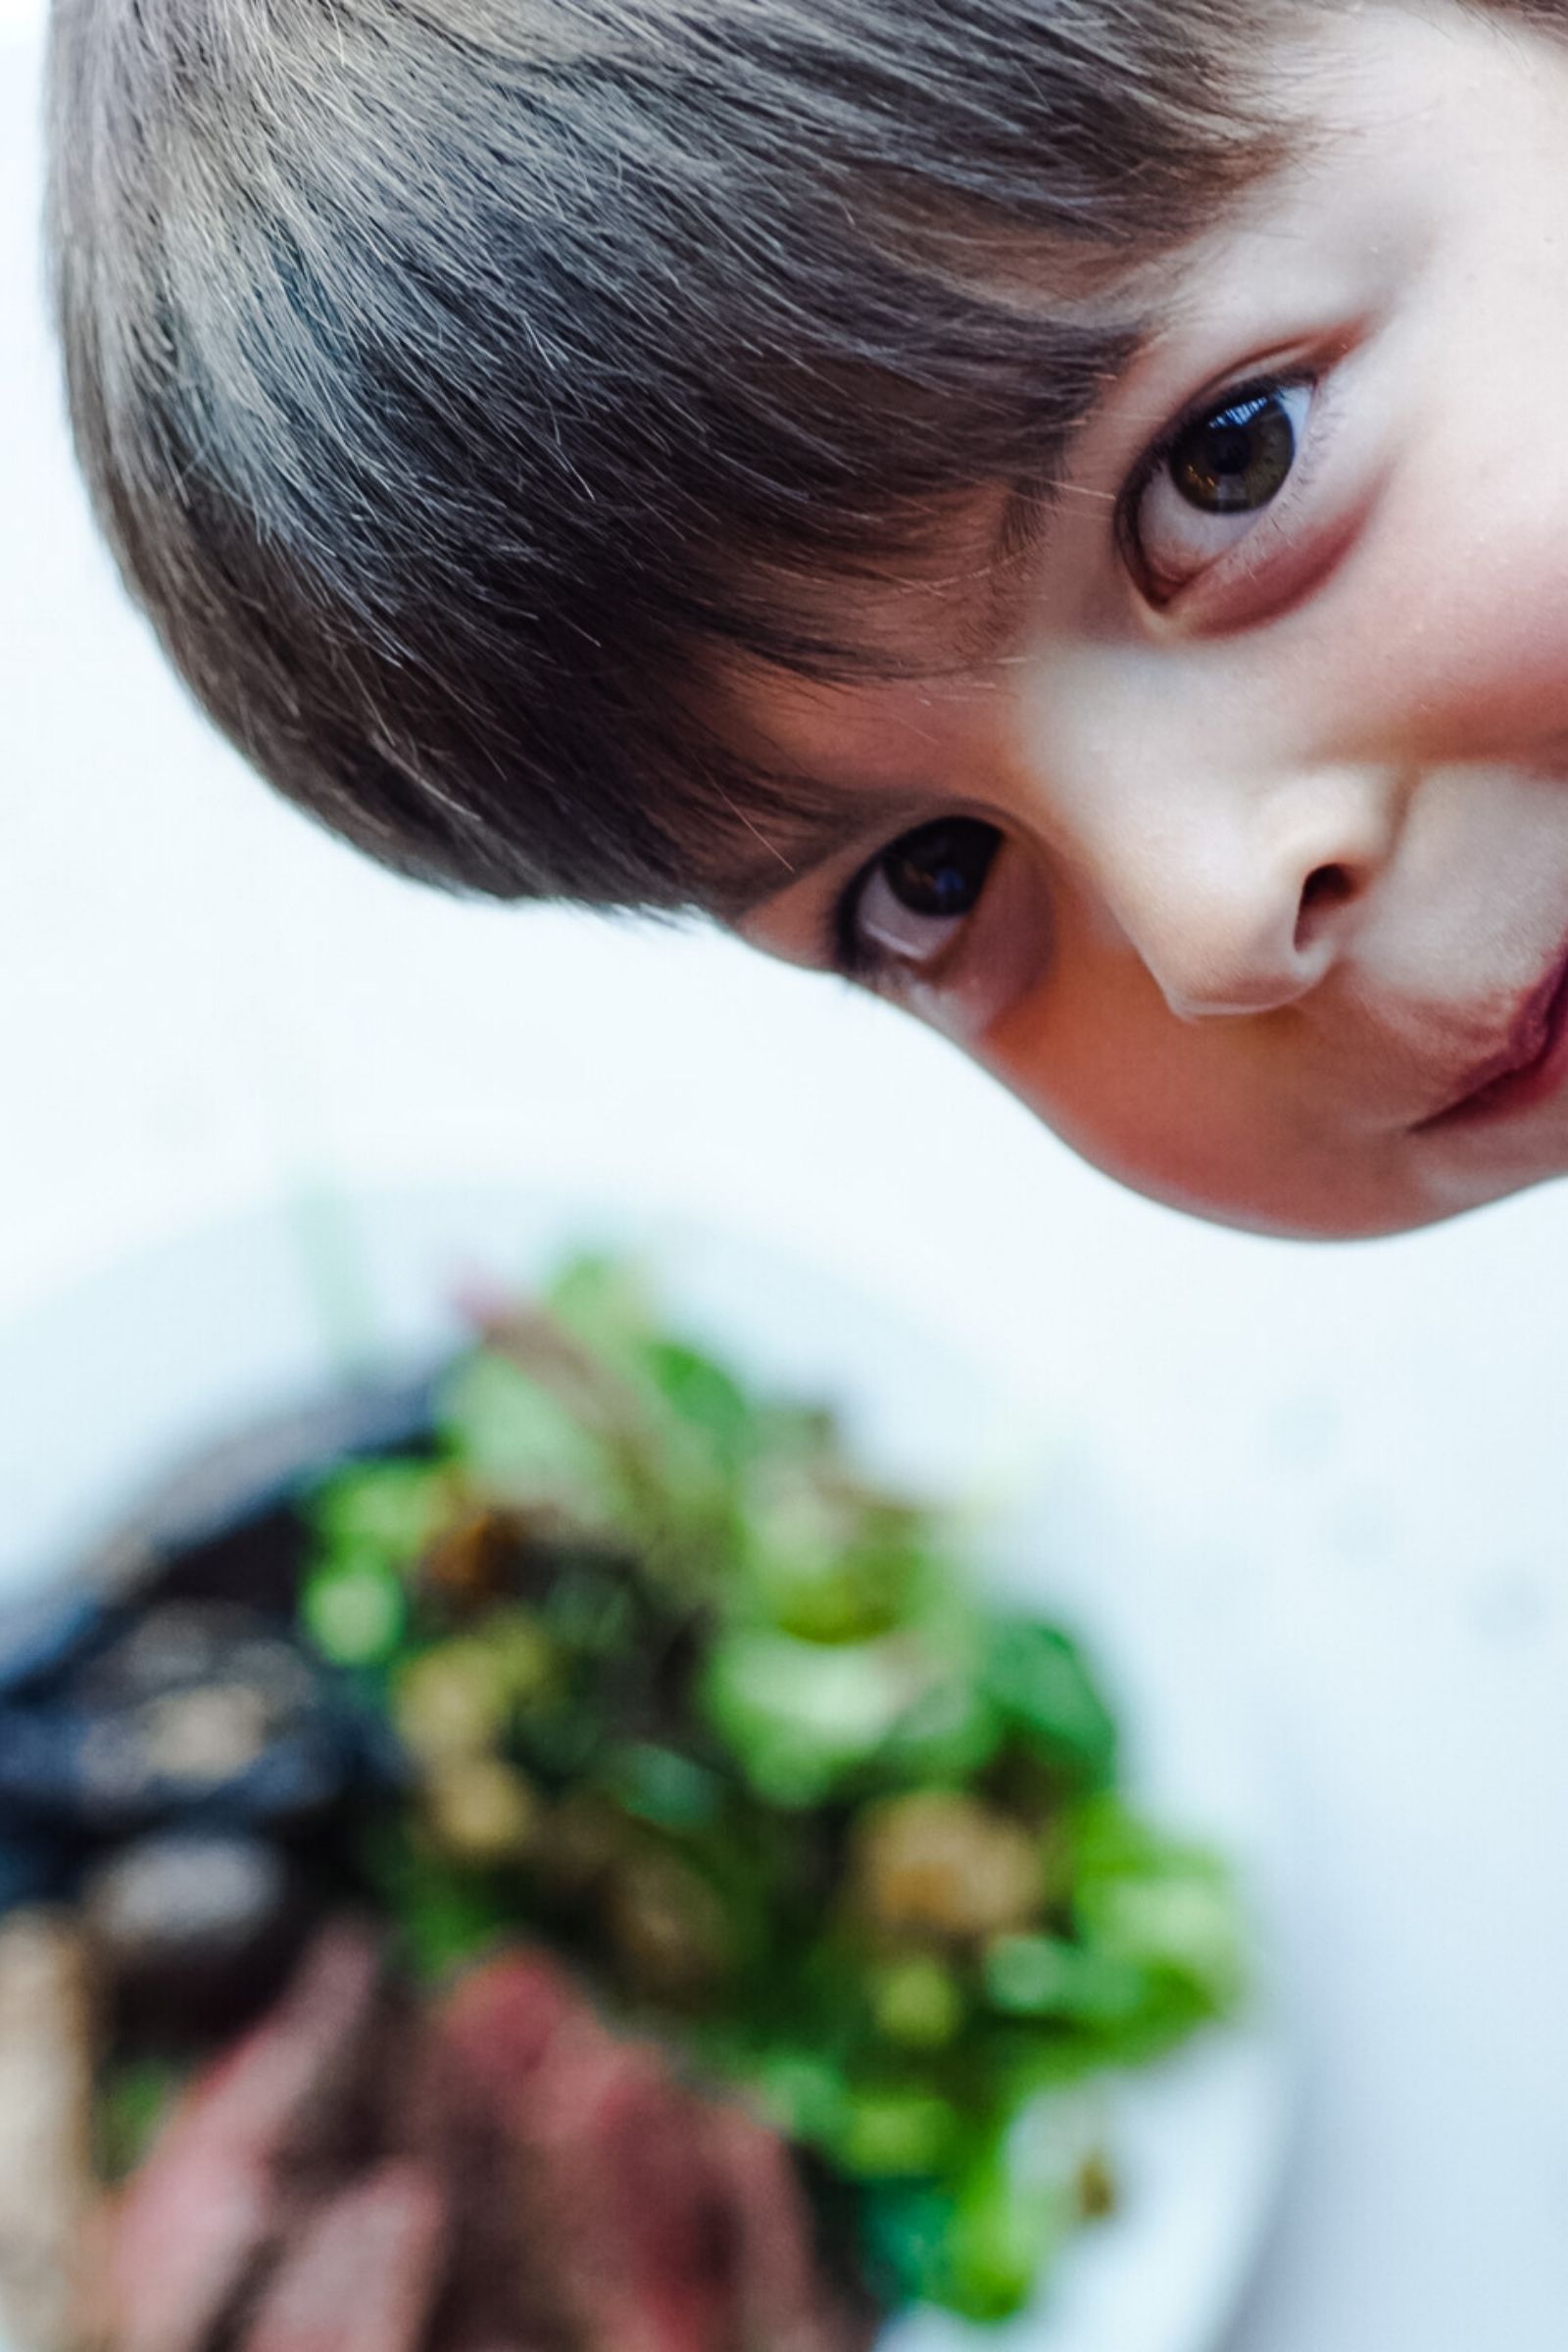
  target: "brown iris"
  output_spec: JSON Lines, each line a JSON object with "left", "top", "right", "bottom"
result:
{"left": 880, "top": 817, "right": 1002, "bottom": 917}
{"left": 1168, "top": 386, "right": 1298, "bottom": 514}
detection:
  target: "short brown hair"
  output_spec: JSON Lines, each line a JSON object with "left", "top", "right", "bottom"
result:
{"left": 49, "top": 0, "right": 1295, "bottom": 914}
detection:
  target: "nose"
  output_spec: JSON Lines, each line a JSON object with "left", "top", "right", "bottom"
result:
{"left": 1091, "top": 765, "right": 1397, "bottom": 1021}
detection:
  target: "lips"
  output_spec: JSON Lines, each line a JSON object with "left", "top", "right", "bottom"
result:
{"left": 1418, "top": 939, "right": 1568, "bottom": 1130}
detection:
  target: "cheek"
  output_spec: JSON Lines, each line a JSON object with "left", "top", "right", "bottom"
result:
{"left": 1340, "top": 395, "right": 1568, "bottom": 760}
{"left": 1375, "top": 552, "right": 1568, "bottom": 762}
{"left": 1354, "top": 154, "right": 1568, "bottom": 751}
{"left": 969, "top": 964, "right": 1407, "bottom": 1238}
{"left": 972, "top": 953, "right": 1253, "bottom": 1200}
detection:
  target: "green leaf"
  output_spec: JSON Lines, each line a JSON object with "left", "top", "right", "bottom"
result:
{"left": 309, "top": 1460, "right": 449, "bottom": 1567}
{"left": 361, "top": 1826, "right": 514, "bottom": 1982}
{"left": 982, "top": 1932, "right": 1150, "bottom": 2025}
{"left": 1068, "top": 1795, "right": 1247, "bottom": 2013}
{"left": 701, "top": 1629, "right": 926, "bottom": 1805}
{"left": 642, "top": 1340, "right": 757, "bottom": 1470}
{"left": 437, "top": 1349, "right": 622, "bottom": 1530}
{"left": 741, "top": 2048, "right": 848, "bottom": 2143}
{"left": 982, "top": 1932, "right": 1083, "bottom": 2018}
{"left": 934, "top": 2153, "right": 1072, "bottom": 2323}
{"left": 869, "top": 1954, "right": 965, "bottom": 2050}
{"left": 545, "top": 1250, "right": 659, "bottom": 1366}
{"left": 301, "top": 1549, "right": 408, "bottom": 1666}
{"left": 858, "top": 2180, "right": 957, "bottom": 2308}
{"left": 604, "top": 1741, "right": 725, "bottom": 1830}
{"left": 833, "top": 2084, "right": 960, "bottom": 2178}
{"left": 984, "top": 1622, "right": 1118, "bottom": 1786}
{"left": 739, "top": 1473, "right": 939, "bottom": 1646}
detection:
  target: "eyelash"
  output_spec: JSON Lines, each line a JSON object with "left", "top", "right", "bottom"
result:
{"left": 829, "top": 820, "right": 1003, "bottom": 987}
{"left": 830, "top": 860, "right": 892, "bottom": 983}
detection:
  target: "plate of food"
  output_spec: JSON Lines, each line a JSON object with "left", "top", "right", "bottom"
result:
{"left": 0, "top": 1188, "right": 1291, "bottom": 2352}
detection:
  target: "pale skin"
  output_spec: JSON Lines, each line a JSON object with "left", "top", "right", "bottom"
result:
{"left": 727, "top": 1, "right": 1568, "bottom": 1240}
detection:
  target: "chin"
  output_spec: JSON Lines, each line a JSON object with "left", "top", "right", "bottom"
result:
{"left": 1094, "top": 1148, "right": 1512, "bottom": 1245}
{"left": 1138, "top": 1166, "right": 1563, "bottom": 1246}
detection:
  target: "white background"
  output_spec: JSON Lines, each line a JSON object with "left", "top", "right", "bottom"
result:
{"left": 5, "top": 8, "right": 1567, "bottom": 2346}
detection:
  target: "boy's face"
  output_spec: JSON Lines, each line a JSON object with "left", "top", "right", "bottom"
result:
{"left": 723, "top": 1, "right": 1568, "bottom": 1239}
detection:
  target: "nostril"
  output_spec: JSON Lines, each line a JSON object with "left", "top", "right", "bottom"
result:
{"left": 1295, "top": 861, "right": 1354, "bottom": 952}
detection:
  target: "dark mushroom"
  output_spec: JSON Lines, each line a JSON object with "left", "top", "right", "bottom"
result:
{"left": 81, "top": 1831, "right": 311, "bottom": 2036}
{"left": 78, "top": 1604, "right": 317, "bottom": 1716}
{"left": 0, "top": 1605, "right": 379, "bottom": 1841}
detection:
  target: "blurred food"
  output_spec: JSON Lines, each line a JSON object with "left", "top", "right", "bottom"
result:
{"left": 96, "top": 1923, "right": 870, "bottom": 2352}
{"left": 0, "top": 1252, "right": 1248, "bottom": 2343}
{"left": 101, "top": 1922, "right": 386, "bottom": 2352}
{"left": 295, "top": 1257, "right": 1243, "bottom": 2320}
{"left": 0, "top": 1912, "right": 98, "bottom": 2352}
{"left": 81, "top": 1833, "right": 304, "bottom": 2036}
{"left": 0, "top": 1588, "right": 401, "bottom": 2040}
{"left": 0, "top": 1600, "right": 385, "bottom": 1841}
{"left": 234, "top": 2160, "right": 448, "bottom": 2352}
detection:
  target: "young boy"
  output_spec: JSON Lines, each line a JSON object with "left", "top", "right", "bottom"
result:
{"left": 44, "top": 0, "right": 1568, "bottom": 1241}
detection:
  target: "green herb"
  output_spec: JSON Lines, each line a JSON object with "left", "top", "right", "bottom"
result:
{"left": 295, "top": 1252, "right": 1247, "bottom": 2323}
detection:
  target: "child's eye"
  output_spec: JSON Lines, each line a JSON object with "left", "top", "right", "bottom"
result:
{"left": 1122, "top": 376, "right": 1315, "bottom": 604}
{"left": 836, "top": 815, "right": 1003, "bottom": 977}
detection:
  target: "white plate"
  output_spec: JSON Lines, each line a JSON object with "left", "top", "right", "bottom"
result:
{"left": 0, "top": 1184, "right": 1295, "bottom": 2352}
